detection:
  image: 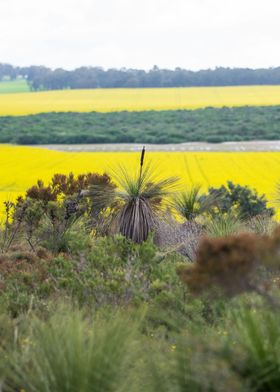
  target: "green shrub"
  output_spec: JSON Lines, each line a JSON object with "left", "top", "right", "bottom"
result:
{"left": 224, "top": 307, "right": 280, "bottom": 391}
{"left": 207, "top": 181, "right": 274, "bottom": 218}
{"left": 0, "top": 235, "right": 185, "bottom": 314}
{"left": 205, "top": 213, "right": 243, "bottom": 237}
{"left": 6, "top": 307, "right": 138, "bottom": 392}
{"left": 142, "top": 333, "right": 242, "bottom": 392}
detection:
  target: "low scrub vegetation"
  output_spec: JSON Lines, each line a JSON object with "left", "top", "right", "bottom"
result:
{"left": 1, "top": 106, "right": 280, "bottom": 144}
{"left": 0, "top": 157, "right": 280, "bottom": 391}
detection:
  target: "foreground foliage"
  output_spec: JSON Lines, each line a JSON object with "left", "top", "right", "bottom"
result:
{"left": 1, "top": 226, "right": 280, "bottom": 390}
{"left": 1, "top": 169, "right": 280, "bottom": 390}
{"left": 0, "top": 235, "right": 185, "bottom": 315}
{"left": 1, "top": 297, "right": 280, "bottom": 391}
{"left": 5, "top": 308, "right": 135, "bottom": 392}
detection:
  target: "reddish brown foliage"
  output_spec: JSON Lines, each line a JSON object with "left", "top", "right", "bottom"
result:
{"left": 0, "top": 248, "right": 51, "bottom": 291}
{"left": 178, "top": 233, "right": 261, "bottom": 296}
{"left": 25, "top": 172, "right": 116, "bottom": 202}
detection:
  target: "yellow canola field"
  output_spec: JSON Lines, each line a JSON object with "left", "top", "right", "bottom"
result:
{"left": 1, "top": 85, "right": 280, "bottom": 115}
{"left": 0, "top": 145, "right": 279, "bottom": 217}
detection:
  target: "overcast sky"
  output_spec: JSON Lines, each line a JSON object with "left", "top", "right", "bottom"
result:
{"left": 1, "top": 0, "right": 280, "bottom": 70}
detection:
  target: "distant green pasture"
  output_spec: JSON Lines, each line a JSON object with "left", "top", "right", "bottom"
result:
{"left": 0, "top": 79, "right": 30, "bottom": 94}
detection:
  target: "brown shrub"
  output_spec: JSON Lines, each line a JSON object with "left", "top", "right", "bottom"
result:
{"left": 0, "top": 250, "right": 50, "bottom": 291}
{"left": 36, "top": 247, "right": 53, "bottom": 260}
{"left": 25, "top": 172, "right": 116, "bottom": 202}
{"left": 178, "top": 233, "right": 261, "bottom": 296}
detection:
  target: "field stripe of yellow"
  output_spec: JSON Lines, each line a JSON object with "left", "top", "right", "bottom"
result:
{"left": 0, "top": 145, "right": 279, "bottom": 217}
{"left": 1, "top": 86, "right": 280, "bottom": 115}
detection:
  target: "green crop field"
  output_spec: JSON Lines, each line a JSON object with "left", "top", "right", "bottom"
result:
{"left": 0, "top": 79, "right": 30, "bottom": 94}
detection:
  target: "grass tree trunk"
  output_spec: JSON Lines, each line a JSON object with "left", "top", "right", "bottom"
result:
{"left": 119, "top": 197, "right": 154, "bottom": 243}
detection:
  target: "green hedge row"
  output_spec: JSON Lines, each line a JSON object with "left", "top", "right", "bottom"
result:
{"left": 1, "top": 106, "right": 280, "bottom": 144}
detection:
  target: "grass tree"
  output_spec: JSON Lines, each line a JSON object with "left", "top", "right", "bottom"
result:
{"left": 172, "top": 185, "right": 217, "bottom": 221}
{"left": 113, "top": 147, "right": 178, "bottom": 243}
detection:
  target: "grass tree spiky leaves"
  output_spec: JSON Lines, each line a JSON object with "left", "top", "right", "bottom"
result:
{"left": 172, "top": 185, "right": 219, "bottom": 221}
{"left": 112, "top": 149, "right": 178, "bottom": 243}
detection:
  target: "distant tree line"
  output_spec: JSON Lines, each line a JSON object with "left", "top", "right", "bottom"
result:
{"left": 2, "top": 63, "right": 280, "bottom": 90}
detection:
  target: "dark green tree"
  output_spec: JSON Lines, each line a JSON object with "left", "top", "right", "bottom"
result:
{"left": 206, "top": 181, "right": 274, "bottom": 218}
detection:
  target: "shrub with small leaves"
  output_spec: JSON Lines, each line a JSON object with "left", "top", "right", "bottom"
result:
{"left": 207, "top": 181, "right": 274, "bottom": 218}
{"left": 178, "top": 233, "right": 262, "bottom": 297}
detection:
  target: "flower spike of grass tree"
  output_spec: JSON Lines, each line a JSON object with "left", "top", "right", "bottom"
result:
{"left": 114, "top": 147, "right": 178, "bottom": 243}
